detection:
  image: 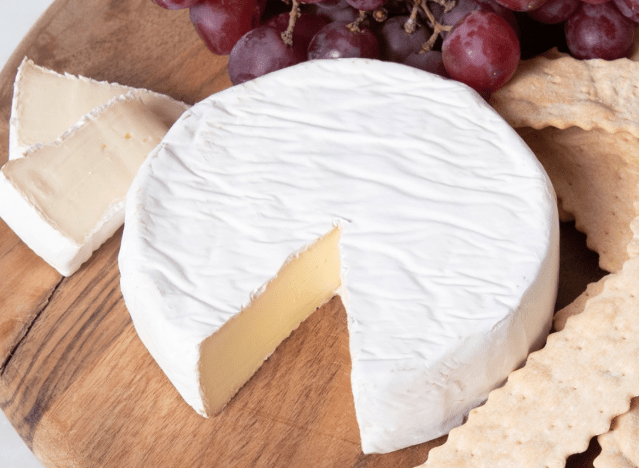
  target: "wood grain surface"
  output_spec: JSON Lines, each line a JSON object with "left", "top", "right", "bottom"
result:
{"left": 0, "top": 1, "right": 608, "bottom": 467}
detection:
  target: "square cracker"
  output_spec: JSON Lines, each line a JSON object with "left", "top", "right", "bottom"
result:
{"left": 517, "top": 125, "right": 639, "bottom": 273}
{"left": 596, "top": 398, "right": 639, "bottom": 468}
{"left": 553, "top": 265, "right": 639, "bottom": 468}
{"left": 554, "top": 216, "right": 639, "bottom": 331}
{"left": 553, "top": 276, "right": 606, "bottom": 332}
{"left": 490, "top": 54, "right": 639, "bottom": 273}
{"left": 489, "top": 53, "right": 639, "bottom": 138}
{"left": 565, "top": 215, "right": 639, "bottom": 468}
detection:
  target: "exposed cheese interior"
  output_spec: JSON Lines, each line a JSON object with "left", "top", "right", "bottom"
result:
{"left": 2, "top": 97, "right": 168, "bottom": 244}
{"left": 11, "top": 58, "right": 186, "bottom": 153}
{"left": 199, "top": 226, "right": 342, "bottom": 415}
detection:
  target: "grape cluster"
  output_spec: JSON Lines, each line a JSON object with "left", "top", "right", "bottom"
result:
{"left": 153, "top": 0, "right": 638, "bottom": 94}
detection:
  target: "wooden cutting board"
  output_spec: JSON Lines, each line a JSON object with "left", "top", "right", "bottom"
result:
{"left": 0, "top": 1, "right": 609, "bottom": 466}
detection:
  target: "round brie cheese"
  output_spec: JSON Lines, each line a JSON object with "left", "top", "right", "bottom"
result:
{"left": 119, "top": 58, "right": 559, "bottom": 454}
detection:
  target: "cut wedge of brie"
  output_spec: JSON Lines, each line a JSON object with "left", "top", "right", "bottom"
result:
{"left": 0, "top": 95, "right": 169, "bottom": 276}
{"left": 9, "top": 58, "right": 189, "bottom": 159}
{"left": 119, "top": 59, "right": 559, "bottom": 454}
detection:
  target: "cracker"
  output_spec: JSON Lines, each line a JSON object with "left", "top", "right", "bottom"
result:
{"left": 626, "top": 215, "right": 639, "bottom": 259}
{"left": 490, "top": 57, "right": 639, "bottom": 273}
{"left": 518, "top": 125, "right": 639, "bottom": 273}
{"left": 568, "top": 215, "right": 639, "bottom": 468}
{"left": 416, "top": 238, "right": 639, "bottom": 468}
{"left": 553, "top": 276, "right": 607, "bottom": 332}
{"left": 570, "top": 35, "right": 639, "bottom": 463}
{"left": 595, "top": 398, "right": 639, "bottom": 468}
{"left": 554, "top": 216, "right": 639, "bottom": 332}
{"left": 540, "top": 47, "right": 570, "bottom": 60}
{"left": 490, "top": 55, "right": 639, "bottom": 137}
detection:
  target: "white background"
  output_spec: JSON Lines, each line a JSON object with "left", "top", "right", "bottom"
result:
{"left": 1, "top": 2, "right": 56, "bottom": 467}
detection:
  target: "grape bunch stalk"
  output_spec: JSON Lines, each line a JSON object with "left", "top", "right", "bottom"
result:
{"left": 153, "top": 0, "right": 638, "bottom": 94}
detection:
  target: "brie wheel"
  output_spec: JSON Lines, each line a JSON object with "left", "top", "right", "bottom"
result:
{"left": 119, "top": 59, "right": 559, "bottom": 454}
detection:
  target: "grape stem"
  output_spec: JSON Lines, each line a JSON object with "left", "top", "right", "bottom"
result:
{"left": 281, "top": 0, "right": 301, "bottom": 46}
{"left": 419, "top": 0, "right": 452, "bottom": 52}
{"left": 404, "top": 0, "right": 421, "bottom": 34}
{"left": 347, "top": 10, "right": 368, "bottom": 33}
{"left": 429, "top": 0, "right": 457, "bottom": 13}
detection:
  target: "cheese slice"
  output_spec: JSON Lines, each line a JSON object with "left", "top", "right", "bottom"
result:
{"left": 9, "top": 57, "right": 189, "bottom": 159}
{"left": 118, "top": 58, "right": 559, "bottom": 454}
{"left": 0, "top": 95, "right": 169, "bottom": 276}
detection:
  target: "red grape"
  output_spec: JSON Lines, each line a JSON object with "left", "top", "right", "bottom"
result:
{"left": 228, "top": 25, "right": 305, "bottom": 85}
{"left": 291, "top": 14, "right": 333, "bottom": 48}
{"left": 442, "top": 11, "right": 520, "bottom": 93}
{"left": 259, "top": 0, "right": 290, "bottom": 21}
{"left": 152, "top": 0, "right": 200, "bottom": 9}
{"left": 256, "top": 0, "right": 267, "bottom": 16}
{"left": 441, "top": 0, "right": 519, "bottom": 37}
{"left": 315, "top": 0, "right": 346, "bottom": 7}
{"left": 527, "top": 0, "right": 579, "bottom": 23}
{"left": 376, "top": 16, "right": 430, "bottom": 62}
{"left": 264, "top": 13, "right": 331, "bottom": 53}
{"left": 346, "top": 0, "right": 387, "bottom": 10}
{"left": 189, "top": 0, "right": 260, "bottom": 56}
{"left": 622, "top": 0, "right": 639, "bottom": 14}
{"left": 614, "top": 0, "right": 639, "bottom": 22}
{"left": 579, "top": 0, "right": 610, "bottom": 4}
{"left": 565, "top": 2, "right": 634, "bottom": 59}
{"left": 403, "top": 50, "right": 449, "bottom": 77}
{"left": 440, "top": 0, "right": 485, "bottom": 26}
{"left": 307, "top": 22, "right": 380, "bottom": 59}
{"left": 384, "top": 0, "right": 412, "bottom": 15}
{"left": 493, "top": 0, "right": 549, "bottom": 12}
{"left": 427, "top": 2, "right": 446, "bottom": 22}
{"left": 262, "top": 11, "right": 289, "bottom": 29}
{"left": 315, "top": 2, "right": 361, "bottom": 22}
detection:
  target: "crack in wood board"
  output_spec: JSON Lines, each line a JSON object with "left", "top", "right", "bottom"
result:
{"left": 0, "top": 276, "right": 65, "bottom": 376}
{"left": 0, "top": 263, "right": 127, "bottom": 448}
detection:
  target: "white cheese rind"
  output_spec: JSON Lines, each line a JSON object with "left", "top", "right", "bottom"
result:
{"left": 0, "top": 94, "right": 168, "bottom": 276}
{"left": 9, "top": 57, "right": 190, "bottom": 160}
{"left": 119, "top": 59, "right": 559, "bottom": 454}
{"left": 0, "top": 169, "right": 96, "bottom": 276}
